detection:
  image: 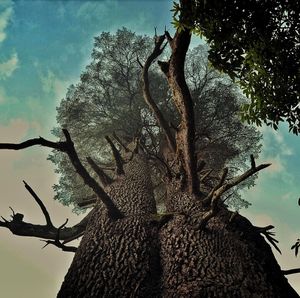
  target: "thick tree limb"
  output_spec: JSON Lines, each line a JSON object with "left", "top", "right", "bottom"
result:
{"left": 105, "top": 136, "right": 125, "bottom": 175}
{"left": 158, "top": 26, "right": 199, "bottom": 195}
{"left": 0, "top": 206, "right": 91, "bottom": 242}
{"left": 282, "top": 268, "right": 300, "bottom": 275}
{"left": 23, "top": 180, "right": 54, "bottom": 227}
{"left": 41, "top": 219, "right": 77, "bottom": 253}
{"left": 141, "top": 33, "right": 176, "bottom": 153}
{"left": 86, "top": 157, "right": 113, "bottom": 187}
{"left": 0, "top": 129, "right": 123, "bottom": 219}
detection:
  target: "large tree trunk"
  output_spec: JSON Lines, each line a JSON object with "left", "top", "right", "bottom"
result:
{"left": 58, "top": 154, "right": 298, "bottom": 297}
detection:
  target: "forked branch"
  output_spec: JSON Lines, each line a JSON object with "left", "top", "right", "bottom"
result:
{"left": 158, "top": 25, "right": 198, "bottom": 195}
{"left": 0, "top": 196, "right": 92, "bottom": 243}
{"left": 199, "top": 156, "right": 271, "bottom": 229}
{"left": 140, "top": 33, "right": 176, "bottom": 153}
{"left": 41, "top": 219, "right": 77, "bottom": 253}
{"left": 0, "top": 129, "right": 123, "bottom": 219}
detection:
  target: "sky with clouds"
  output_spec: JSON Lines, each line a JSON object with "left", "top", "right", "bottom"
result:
{"left": 0, "top": 0, "right": 299, "bottom": 296}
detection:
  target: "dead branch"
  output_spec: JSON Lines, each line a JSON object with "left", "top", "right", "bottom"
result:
{"left": 0, "top": 129, "right": 123, "bottom": 219}
{"left": 198, "top": 156, "right": 271, "bottom": 229}
{"left": 141, "top": 32, "right": 176, "bottom": 153}
{"left": 282, "top": 268, "right": 300, "bottom": 275}
{"left": 23, "top": 180, "right": 54, "bottom": 227}
{"left": 86, "top": 157, "right": 113, "bottom": 187}
{"left": 41, "top": 219, "right": 77, "bottom": 253}
{"left": 0, "top": 206, "right": 91, "bottom": 242}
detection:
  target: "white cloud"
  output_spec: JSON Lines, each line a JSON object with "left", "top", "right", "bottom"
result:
{"left": 0, "top": 52, "right": 19, "bottom": 79}
{"left": 40, "top": 70, "right": 70, "bottom": 100}
{"left": 0, "top": 4, "right": 13, "bottom": 43}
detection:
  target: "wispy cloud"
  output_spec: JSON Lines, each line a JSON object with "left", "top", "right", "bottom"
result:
{"left": 0, "top": 52, "right": 19, "bottom": 79}
{"left": 0, "top": 2, "right": 13, "bottom": 43}
{"left": 40, "top": 70, "right": 71, "bottom": 100}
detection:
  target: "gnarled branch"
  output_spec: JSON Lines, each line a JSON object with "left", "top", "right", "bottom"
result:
{"left": 0, "top": 200, "right": 92, "bottom": 242}
{"left": 141, "top": 33, "right": 176, "bottom": 153}
{"left": 41, "top": 219, "right": 77, "bottom": 253}
{"left": 0, "top": 129, "right": 123, "bottom": 219}
{"left": 158, "top": 26, "right": 199, "bottom": 195}
{"left": 199, "top": 156, "right": 271, "bottom": 229}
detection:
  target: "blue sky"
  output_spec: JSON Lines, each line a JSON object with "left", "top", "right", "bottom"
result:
{"left": 0, "top": 0, "right": 299, "bottom": 296}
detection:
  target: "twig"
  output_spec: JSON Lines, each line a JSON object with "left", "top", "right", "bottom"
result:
{"left": 23, "top": 180, "right": 54, "bottom": 227}
{"left": 254, "top": 225, "right": 281, "bottom": 254}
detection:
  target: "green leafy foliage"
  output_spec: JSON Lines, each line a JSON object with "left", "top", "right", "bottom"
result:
{"left": 51, "top": 29, "right": 261, "bottom": 212}
{"left": 176, "top": 0, "right": 300, "bottom": 133}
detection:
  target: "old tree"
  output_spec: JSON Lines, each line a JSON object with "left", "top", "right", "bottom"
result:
{"left": 0, "top": 1, "right": 299, "bottom": 297}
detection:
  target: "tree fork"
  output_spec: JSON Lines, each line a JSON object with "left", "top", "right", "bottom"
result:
{"left": 159, "top": 27, "right": 199, "bottom": 195}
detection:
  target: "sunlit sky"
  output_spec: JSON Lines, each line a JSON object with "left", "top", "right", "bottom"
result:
{"left": 0, "top": 0, "right": 299, "bottom": 296}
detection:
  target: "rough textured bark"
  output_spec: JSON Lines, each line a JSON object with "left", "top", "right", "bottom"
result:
{"left": 161, "top": 184, "right": 298, "bottom": 297}
{"left": 58, "top": 154, "right": 161, "bottom": 297}
{"left": 56, "top": 154, "right": 299, "bottom": 297}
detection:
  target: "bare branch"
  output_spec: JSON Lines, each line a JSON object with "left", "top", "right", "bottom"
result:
{"left": 142, "top": 32, "right": 176, "bottom": 153}
{"left": 86, "top": 157, "right": 113, "bottom": 187}
{"left": 41, "top": 219, "right": 77, "bottom": 253}
{"left": 23, "top": 180, "right": 54, "bottom": 227}
{"left": 0, "top": 208, "right": 92, "bottom": 242}
{"left": 105, "top": 136, "right": 125, "bottom": 175}
{"left": 0, "top": 137, "right": 67, "bottom": 152}
{"left": 282, "top": 268, "right": 300, "bottom": 275}
{"left": 199, "top": 157, "right": 271, "bottom": 229}
{"left": 0, "top": 129, "right": 123, "bottom": 219}
{"left": 77, "top": 197, "right": 97, "bottom": 208}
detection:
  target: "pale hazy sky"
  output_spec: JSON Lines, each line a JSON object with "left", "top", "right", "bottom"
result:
{"left": 0, "top": 0, "right": 299, "bottom": 296}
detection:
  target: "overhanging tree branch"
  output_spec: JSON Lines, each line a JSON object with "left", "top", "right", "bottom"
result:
{"left": 0, "top": 129, "right": 123, "bottom": 219}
